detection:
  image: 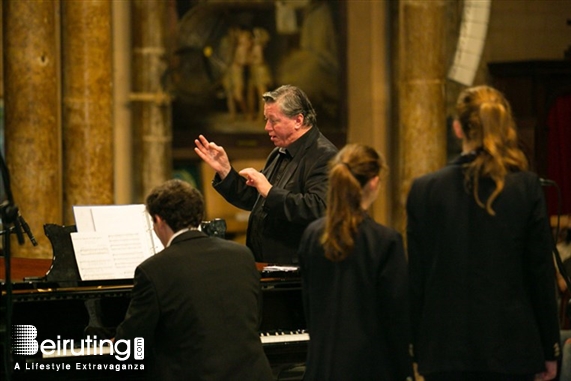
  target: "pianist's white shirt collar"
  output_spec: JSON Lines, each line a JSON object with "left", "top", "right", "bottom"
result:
{"left": 165, "top": 227, "right": 198, "bottom": 248}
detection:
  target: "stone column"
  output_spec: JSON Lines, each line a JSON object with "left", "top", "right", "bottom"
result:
{"left": 347, "top": 0, "right": 391, "bottom": 225}
{"left": 113, "top": 1, "right": 133, "bottom": 205}
{"left": 61, "top": 0, "right": 114, "bottom": 224}
{"left": 394, "top": 0, "right": 448, "bottom": 234}
{"left": 3, "top": 0, "right": 60, "bottom": 258}
{"left": 131, "top": 0, "right": 172, "bottom": 202}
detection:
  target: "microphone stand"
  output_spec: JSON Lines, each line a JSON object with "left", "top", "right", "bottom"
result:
{"left": 1, "top": 200, "right": 17, "bottom": 381}
{"left": 0, "top": 150, "right": 36, "bottom": 381}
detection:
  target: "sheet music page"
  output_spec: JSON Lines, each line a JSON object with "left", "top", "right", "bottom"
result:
{"left": 71, "top": 204, "right": 164, "bottom": 280}
{"left": 73, "top": 204, "right": 164, "bottom": 253}
{"left": 89, "top": 204, "right": 149, "bottom": 232}
{"left": 73, "top": 206, "right": 97, "bottom": 232}
{"left": 71, "top": 231, "right": 154, "bottom": 280}
{"left": 90, "top": 204, "right": 163, "bottom": 254}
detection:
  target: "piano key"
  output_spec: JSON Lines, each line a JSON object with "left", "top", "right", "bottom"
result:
{"left": 260, "top": 330, "right": 309, "bottom": 344}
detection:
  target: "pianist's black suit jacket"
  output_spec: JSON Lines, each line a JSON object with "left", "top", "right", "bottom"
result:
{"left": 115, "top": 230, "right": 273, "bottom": 381}
{"left": 213, "top": 126, "right": 338, "bottom": 264}
{"left": 406, "top": 154, "right": 561, "bottom": 377}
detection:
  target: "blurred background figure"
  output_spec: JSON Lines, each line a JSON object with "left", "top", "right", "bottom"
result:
{"left": 247, "top": 27, "right": 272, "bottom": 122}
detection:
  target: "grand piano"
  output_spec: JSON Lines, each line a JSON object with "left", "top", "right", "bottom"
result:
{"left": 0, "top": 222, "right": 308, "bottom": 381}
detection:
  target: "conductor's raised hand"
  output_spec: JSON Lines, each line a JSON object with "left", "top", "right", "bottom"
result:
{"left": 239, "top": 168, "right": 272, "bottom": 198}
{"left": 194, "top": 135, "right": 232, "bottom": 179}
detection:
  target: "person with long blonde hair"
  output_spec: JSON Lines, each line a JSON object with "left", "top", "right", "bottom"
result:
{"left": 298, "top": 144, "right": 413, "bottom": 381}
{"left": 407, "top": 85, "right": 561, "bottom": 381}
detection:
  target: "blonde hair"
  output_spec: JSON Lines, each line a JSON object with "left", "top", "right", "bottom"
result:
{"left": 321, "top": 144, "right": 386, "bottom": 261}
{"left": 456, "top": 86, "right": 528, "bottom": 215}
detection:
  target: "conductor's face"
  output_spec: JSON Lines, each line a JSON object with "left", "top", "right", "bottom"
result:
{"left": 263, "top": 102, "right": 303, "bottom": 148}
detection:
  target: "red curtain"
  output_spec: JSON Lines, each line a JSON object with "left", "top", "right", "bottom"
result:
{"left": 546, "top": 94, "right": 571, "bottom": 217}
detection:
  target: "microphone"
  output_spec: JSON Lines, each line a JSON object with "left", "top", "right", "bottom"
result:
{"left": 539, "top": 178, "right": 557, "bottom": 186}
{"left": 18, "top": 214, "right": 38, "bottom": 246}
{"left": 0, "top": 199, "right": 24, "bottom": 245}
{"left": 13, "top": 215, "right": 25, "bottom": 245}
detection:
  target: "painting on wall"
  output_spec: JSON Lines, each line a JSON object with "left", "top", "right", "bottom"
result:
{"left": 170, "top": 0, "right": 345, "bottom": 136}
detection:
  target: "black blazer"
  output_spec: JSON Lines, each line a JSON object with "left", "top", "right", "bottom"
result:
{"left": 214, "top": 126, "right": 338, "bottom": 264}
{"left": 299, "top": 216, "right": 414, "bottom": 381}
{"left": 115, "top": 230, "right": 273, "bottom": 381}
{"left": 406, "top": 155, "right": 561, "bottom": 376}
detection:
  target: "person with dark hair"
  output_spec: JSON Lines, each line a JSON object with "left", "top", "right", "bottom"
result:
{"left": 195, "top": 84, "right": 338, "bottom": 264}
{"left": 115, "top": 179, "right": 273, "bottom": 381}
{"left": 407, "top": 85, "right": 561, "bottom": 381}
{"left": 298, "top": 144, "right": 413, "bottom": 381}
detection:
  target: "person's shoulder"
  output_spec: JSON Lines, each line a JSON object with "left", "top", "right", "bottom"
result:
{"left": 508, "top": 168, "right": 539, "bottom": 182}
{"left": 299, "top": 218, "right": 325, "bottom": 257}
{"left": 410, "top": 163, "right": 461, "bottom": 191}
{"left": 135, "top": 246, "right": 173, "bottom": 275}
{"left": 301, "top": 217, "right": 325, "bottom": 242}
{"left": 206, "top": 237, "right": 258, "bottom": 265}
{"left": 306, "top": 216, "right": 326, "bottom": 232}
{"left": 418, "top": 163, "right": 459, "bottom": 181}
{"left": 358, "top": 218, "right": 404, "bottom": 259}
{"left": 312, "top": 128, "right": 339, "bottom": 153}
{"left": 363, "top": 216, "right": 402, "bottom": 241}
{"left": 505, "top": 169, "right": 543, "bottom": 192}
{"left": 318, "top": 137, "right": 339, "bottom": 154}
{"left": 206, "top": 235, "right": 252, "bottom": 253}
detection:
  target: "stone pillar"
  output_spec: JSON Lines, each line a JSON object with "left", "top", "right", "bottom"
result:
{"left": 61, "top": 0, "right": 114, "bottom": 224}
{"left": 394, "top": 0, "right": 448, "bottom": 234}
{"left": 347, "top": 0, "right": 391, "bottom": 225}
{"left": 131, "top": 0, "right": 172, "bottom": 202}
{"left": 3, "top": 0, "right": 60, "bottom": 258}
{"left": 113, "top": 1, "right": 133, "bottom": 204}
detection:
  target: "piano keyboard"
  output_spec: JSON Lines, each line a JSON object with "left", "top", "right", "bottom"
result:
{"left": 41, "top": 331, "right": 309, "bottom": 358}
{"left": 260, "top": 330, "right": 309, "bottom": 344}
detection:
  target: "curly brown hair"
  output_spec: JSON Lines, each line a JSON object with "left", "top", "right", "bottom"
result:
{"left": 456, "top": 86, "right": 528, "bottom": 215}
{"left": 145, "top": 179, "right": 204, "bottom": 232}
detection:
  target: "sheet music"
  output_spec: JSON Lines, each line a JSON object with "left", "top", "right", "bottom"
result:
{"left": 73, "top": 204, "right": 163, "bottom": 254}
{"left": 263, "top": 265, "right": 299, "bottom": 272}
{"left": 71, "top": 231, "right": 154, "bottom": 280}
{"left": 71, "top": 205, "right": 164, "bottom": 280}
{"left": 73, "top": 206, "right": 96, "bottom": 231}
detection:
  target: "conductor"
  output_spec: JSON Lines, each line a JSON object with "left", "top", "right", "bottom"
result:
{"left": 195, "top": 84, "right": 338, "bottom": 264}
